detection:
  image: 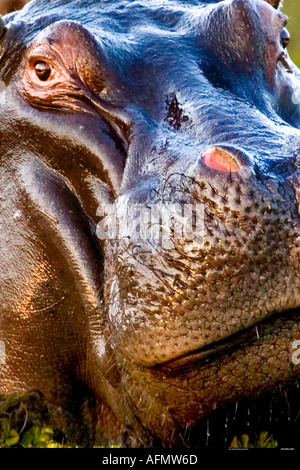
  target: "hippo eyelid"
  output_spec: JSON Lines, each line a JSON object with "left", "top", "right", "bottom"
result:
{"left": 27, "top": 45, "right": 64, "bottom": 70}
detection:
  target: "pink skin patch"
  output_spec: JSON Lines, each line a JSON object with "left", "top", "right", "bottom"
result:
{"left": 202, "top": 147, "right": 240, "bottom": 173}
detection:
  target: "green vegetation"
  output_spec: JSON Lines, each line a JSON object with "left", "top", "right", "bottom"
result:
{"left": 230, "top": 431, "right": 278, "bottom": 449}
{"left": 0, "top": 393, "right": 122, "bottom": 448}
{"left": 0, "top": 418, "right": 60, "bottom": 448}
{"left": 0, "top": 392, "right": 280, "bottom": 449}
{"left": 0, "top": 393, "right": 72, "bottom": 448}
{"left": 282, "top": 0, "right": 300, "bottom": 66}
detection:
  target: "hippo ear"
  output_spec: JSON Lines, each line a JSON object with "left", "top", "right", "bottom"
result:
{"left": 264, "top": 0, "right": 282, "bottom": 9}
{"left": 0, "top": 16, "right": 6, "bottom": 39}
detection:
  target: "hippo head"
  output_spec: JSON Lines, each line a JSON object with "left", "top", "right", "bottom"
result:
{"left": 1, "top": 0, "right": 300, "bottom": 447}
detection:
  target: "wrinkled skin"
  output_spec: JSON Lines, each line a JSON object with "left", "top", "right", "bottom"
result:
{"left": 0, "top": 0, "right": 300, "bottom": 447}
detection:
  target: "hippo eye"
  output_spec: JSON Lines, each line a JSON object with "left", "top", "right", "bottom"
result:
{"left": 280, "top": 28, "right": 290, "bottom": 49}
{"left": 34, "top": 61, "right": 52, "bottom": 81}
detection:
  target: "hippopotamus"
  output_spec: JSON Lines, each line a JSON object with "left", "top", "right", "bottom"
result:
{"left": 0, "top": 0, "right": 300, "bottom": 448}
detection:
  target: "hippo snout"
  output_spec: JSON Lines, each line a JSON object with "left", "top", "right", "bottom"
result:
{"left": 104, "top": 142, "right": 299, "bottom": 366}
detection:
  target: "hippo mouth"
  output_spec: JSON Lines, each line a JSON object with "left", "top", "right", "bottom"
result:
{"left": 156, "top": 306, "right": 300, "bottom": 374}
{"left": 117, "top": 300, "right": 300, "bottom": 447}
{"left": 145, "top": 305, "right": 300, "bottom": 448}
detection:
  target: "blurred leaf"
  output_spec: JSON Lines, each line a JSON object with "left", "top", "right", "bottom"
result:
{"left": 5, "top": 429, "right": 19, "bottom": 447}
{"left": 230, "top": 431, "right": 278, "bottom": 449}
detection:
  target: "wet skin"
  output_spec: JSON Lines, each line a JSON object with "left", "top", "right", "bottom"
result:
{"left": 0, "top": 0, "right": 300, "bottom": 447}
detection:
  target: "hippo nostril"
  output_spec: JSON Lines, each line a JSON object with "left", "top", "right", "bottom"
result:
{"left": 202, "top": 146, "right": 241, "bottom": 173}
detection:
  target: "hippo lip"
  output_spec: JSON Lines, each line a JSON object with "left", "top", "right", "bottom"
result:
{"left": 155, "top": 307, "right": 300, "bottom": 374}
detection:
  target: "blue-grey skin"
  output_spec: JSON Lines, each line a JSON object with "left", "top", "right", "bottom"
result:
{"left": 0, "top": 0, "right": 300, "bottom": 447}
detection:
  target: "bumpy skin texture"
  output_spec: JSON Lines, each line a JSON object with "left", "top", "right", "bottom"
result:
{"left": 0, "top": 0, "right": 300, "bottom": 447}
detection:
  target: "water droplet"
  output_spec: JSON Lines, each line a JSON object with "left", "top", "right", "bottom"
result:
{"left": 291, "top": 91, "right": 300, "bottom": 105}
{"left": 13, "top": 210, "right": 22, "bottom": 220}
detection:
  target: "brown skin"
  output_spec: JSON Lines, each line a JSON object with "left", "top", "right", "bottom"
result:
{"left": 0, "top": 0, "right": 27, "bottom": 15}
{"left": 0, "top": 19, "right": 126, "bottom": 445}
{"left": 1, "top": 0, "right": 300, "bottom": 447}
